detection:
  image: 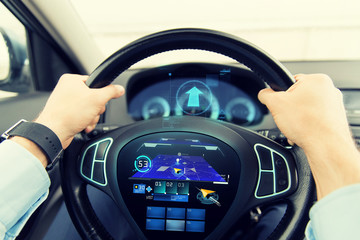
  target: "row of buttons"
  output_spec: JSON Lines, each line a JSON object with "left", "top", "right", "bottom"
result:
{"left": 147, "top": 206, "right": 205, "bottom": 220}
{"left": 146, "top": 207, "right": 205, "bottom": 232}
{"left": 254, "top": 144, "right": 290, "bottom": 198}
{"left": 146, "top": 219, "right": 205, "bottom": 232}
{"left": 80, "top": 138, "right": 112, "bottom": 186}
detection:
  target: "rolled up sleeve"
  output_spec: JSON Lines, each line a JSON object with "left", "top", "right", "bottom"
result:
{"left": 0, "top": 140, "right": 50, "bottom": 240}
{"left": 306, "top": 183, "right": 360, "bottom": 240}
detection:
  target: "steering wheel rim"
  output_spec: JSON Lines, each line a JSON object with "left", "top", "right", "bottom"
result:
{"left": 87, "top": 28, "right": 294, "bottom": 90}
{"left": 60, "top": 28, "right": 315, "bottom": 240}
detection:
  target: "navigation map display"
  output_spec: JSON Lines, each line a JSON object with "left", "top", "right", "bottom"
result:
{"left": 127, "top": 135, "right": 229, "bottom": 183}
{"left": 131, "top": 154, "right": 226, "bottom": 182}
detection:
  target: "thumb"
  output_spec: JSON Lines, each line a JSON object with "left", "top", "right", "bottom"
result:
{"left": 96, "top": 84, "right": 125, "bottom": 103}
{"left": 258, "top": 88, "right": 288, "bottom": 116}
{"left": 258, "top": 88, "right": 276, "bottom": 105}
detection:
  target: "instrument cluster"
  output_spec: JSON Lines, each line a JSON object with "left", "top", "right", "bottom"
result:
{"left": 127, "top": 63, "right": 267, "bottom": 126}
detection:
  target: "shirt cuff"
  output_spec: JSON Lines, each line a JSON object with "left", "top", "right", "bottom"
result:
{"left": 0, "top": 223, "right": 5, "bottom": 240}
{"left": 0, "top": 140, "right": 50, "bottom": 233}
{"left": 3, "top": 191, "right": 49, "bottom": 240}
{"left": 306, "top": 183, "right": 360, "bottom": 240}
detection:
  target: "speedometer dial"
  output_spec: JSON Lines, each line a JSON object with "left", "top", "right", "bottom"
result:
{"left": 142, "top": 96, "right": 170, "bottom": 120}
{"left": 225, "top": 97, "right": 256, "bottom": 124}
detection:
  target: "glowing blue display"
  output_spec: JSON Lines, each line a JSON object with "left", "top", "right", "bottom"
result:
{"left": 146, "top": 219, "right": 165, "bottom": 231}
{"left": 176, "top": 80, "right": 213, "bottom": 116}
{"left": 131, "top": 154, "right": 226, "bottom": 182}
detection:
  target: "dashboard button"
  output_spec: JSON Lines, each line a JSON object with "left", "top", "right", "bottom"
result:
{"left": 165, "top": 181, "right": 177, "bottom": 194}
{"left": 167, "top": 207, "right": 185, "bottom": 219}
{"left": 133, "top": 184, "right": 146, "bottom": 194}
{"left": 255, "top": 145, "right": 273, "bottom": 170}
{"left": 147, "top": 206, "right": 166, "bottom": 219}
{"left": 273, "top": 153, "right": 289, "bottom": 193}
{"left": 146, "top": 219, "right": 165, "bottom": 231}
{"left": 81, "top": 145, "right": 95, "bottom": 178}
{"left": 187, "top": 208, "right": 206, "bottom": 220}
{"left": 256, "top": 172, "right": 274, "bottom": 197}
{"left": 92, "top": 162, "right": 105, "bottom": 185}
{"left": 186, "top": 221, "right": 205, "bottom": 232}
{"left": 177, "top": 182, "right": 189, "bottom": 195}
{"left": 154, "top": 181, "right": 166, "bottom": 194}
{"left": 166, "top": 220, "right": 185, "bottom": 231}
{"left": 95, "top": 140, "right": 110, "bottom": 160}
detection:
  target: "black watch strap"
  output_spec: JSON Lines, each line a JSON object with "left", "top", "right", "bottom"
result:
{"left": 0, "top": 119, "right": 63, "bottom": 170}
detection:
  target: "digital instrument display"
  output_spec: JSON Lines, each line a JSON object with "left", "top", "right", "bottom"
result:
{"left": 117, "top": 132, "right": 241, "bottom": 239}
{"left": 127, "top": 63, "right": 265, "bottom": 125}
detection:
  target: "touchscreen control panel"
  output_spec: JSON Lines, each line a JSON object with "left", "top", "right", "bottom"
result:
{"left": 117, "top": 132, "right": 241, "bottom": 239}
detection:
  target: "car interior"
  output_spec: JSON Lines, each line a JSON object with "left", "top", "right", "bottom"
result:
{"left": 0, "top": 0, "right": 360, "bottom": 240}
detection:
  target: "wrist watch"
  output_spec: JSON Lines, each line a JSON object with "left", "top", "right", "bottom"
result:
{"left": 0, "top": 119, "right": 63, "bottom": 170}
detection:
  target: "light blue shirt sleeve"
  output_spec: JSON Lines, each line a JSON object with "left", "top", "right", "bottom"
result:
{"left": 0, "top": 140, "right": 50, "bottom": 240}
{"left": 305, "top": 183, "right": 360, "bottom": 240}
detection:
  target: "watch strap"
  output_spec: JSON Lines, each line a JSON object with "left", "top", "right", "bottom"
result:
{"left": 1, "top": 119, "right": 63, "bottom": 169}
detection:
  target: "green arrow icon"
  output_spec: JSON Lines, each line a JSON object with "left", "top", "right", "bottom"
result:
{"left": 186, "top": 87, "right": 203, "bottom": 107}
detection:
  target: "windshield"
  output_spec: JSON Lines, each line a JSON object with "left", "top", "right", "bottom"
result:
{"left": 71, "top": 0, "right": 360, "bottom": 62}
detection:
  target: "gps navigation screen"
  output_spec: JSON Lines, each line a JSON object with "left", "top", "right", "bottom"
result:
{"left": 128, "top": 136, "right": 230, "bottom": 183}
{"left": 117, "top": 132, "right": 241, "bottom": 238}
{"left": 131, "top": 154, "right": 226, "bottom": 182}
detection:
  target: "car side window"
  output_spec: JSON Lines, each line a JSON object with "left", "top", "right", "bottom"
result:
{"left": 0, "top": 3, "right": 32, "bottom": 99}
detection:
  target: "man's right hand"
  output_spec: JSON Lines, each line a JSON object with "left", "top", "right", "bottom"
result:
{"left": 258, "top": 74, "right": 360, "bottom": 199}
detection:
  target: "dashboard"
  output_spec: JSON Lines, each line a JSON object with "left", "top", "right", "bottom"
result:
{"left": 126, "top": 63, "right": 268, "bottom": 126}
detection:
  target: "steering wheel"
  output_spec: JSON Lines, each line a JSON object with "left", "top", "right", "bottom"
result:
{"left": 60, "top": 28, "right": 315, "bottom": 240}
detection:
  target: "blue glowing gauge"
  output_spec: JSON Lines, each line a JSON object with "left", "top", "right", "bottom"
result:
{"left": 142, "top": 96, "right": 170, "bottom": 120}
{"left": 225, "top": 97, "right": 256, "bottom": 124}
{"left": 134, "top": 155, "right": 152, "bottom": 173}
{"left": 176, "top": 80, "right": 214, "bottom": 116}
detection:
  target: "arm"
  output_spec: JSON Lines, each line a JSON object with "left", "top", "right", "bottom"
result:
{"left": 258, "top": 74, "right": 360, "bottom": 199}
{"left": 12, "top": 74, "right": 125, "bottom": 167}
{"left": 0, "top": 74, "right": 124, "bottom": 239}
{"left": 258, "top": 74, "right": 360, "bottom": 239}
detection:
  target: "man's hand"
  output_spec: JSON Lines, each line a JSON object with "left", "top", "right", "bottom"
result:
{"left": 35, "top": 74, "right": 125, "bottom": 149}
{"left": 258, "top": 74, "right": 351, "bottom": 151}
{"left": 258, "top": 74, "right": 360, "bottom": 199}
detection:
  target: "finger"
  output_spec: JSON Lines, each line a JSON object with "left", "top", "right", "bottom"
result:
{"left": 80, "top": 75, "right": 89, "bottom": 83}
{"left": 85, "top": 125, "right": 96, "bottom": 133}
{"left": 90, "top": 115, "right": 100, "bottom": 126}
{"left": 286, "top": 79, "right": 302, "bottom": 92}
{"left": 96, "top": 85, "right": 125, "bottom": 104}
{"left": 99, "top": 105, "right": 106, "bottom": 115}
{"left": 294, "top": 74, "right": 306, "bottom": 82}
{"left": 60, "top": 74, "right": 88, "bottom": 83}
{"left": 258, "top": 88, "right": 276, "bottom": 105}
{"left": 84, "top": 115, "right": 100, "bottom": 133}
